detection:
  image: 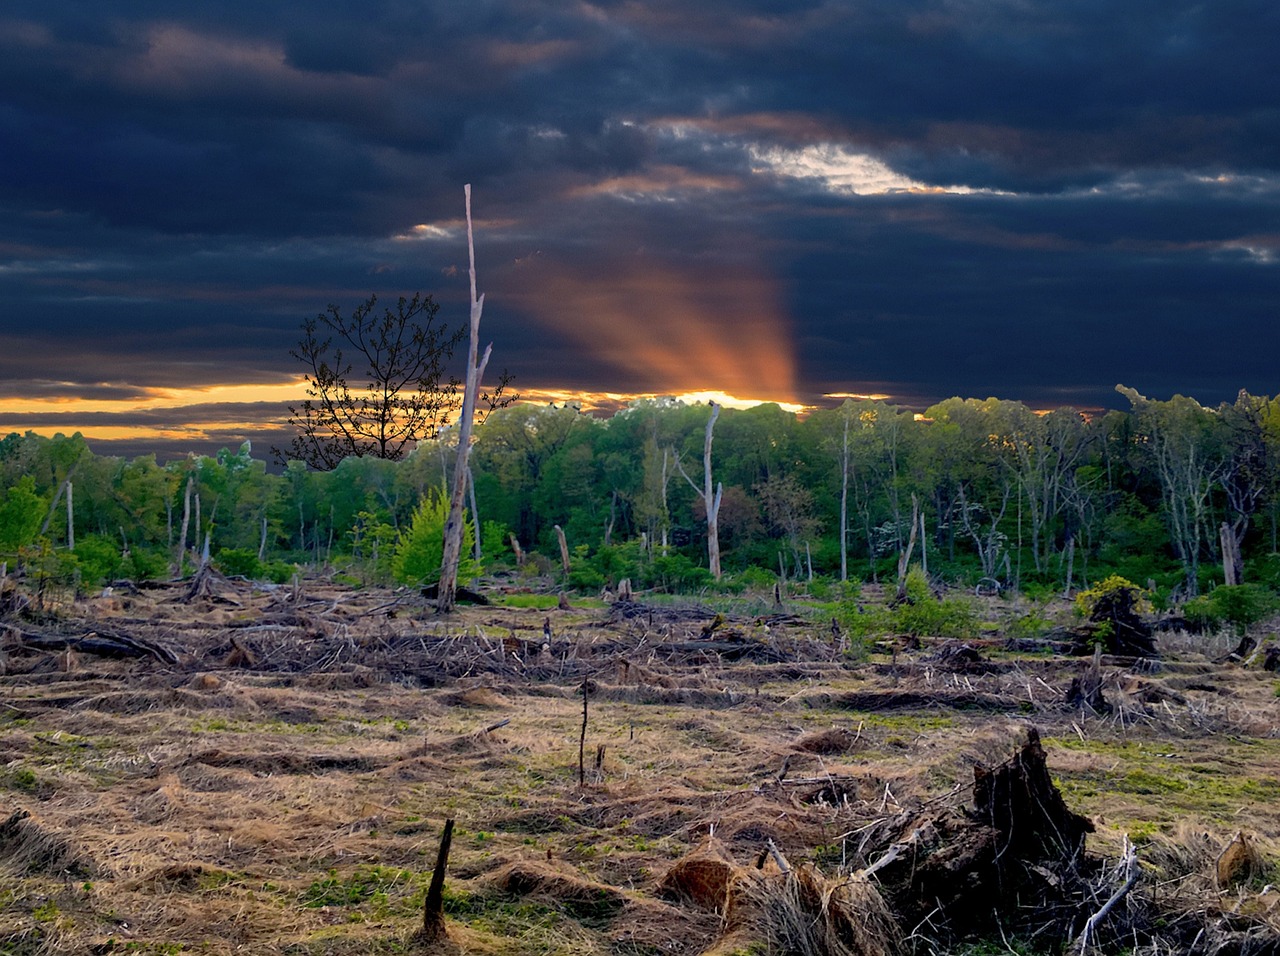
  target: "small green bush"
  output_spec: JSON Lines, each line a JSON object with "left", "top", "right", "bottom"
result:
{"left": 262, "top": 561, "right": 296, "bottom": 584}
{"left": 73, "top": 535, "right": 124, "bottom": 586}
{"left": 838, "top": 566, "right": 977, "bottom": 641}
{"left": 1006, "top": 600, "right": 1055, "bottom": 641}
{"left": 568, "top": 565, "right": 606, "bottom": 591}
{"left": 121, "top": 546, "right": 168, "bottom": 582}
{"left": 215, "top": 547, "right": 261, "bottom": 579}
{"left": 650, "top": 553, "right": 713, "bottom": 593}
{"left": 730, "top": 565, "right": 778, "bottom": 593}
{"left": 393, "top": 490, "right": 479, "bottom": 586}
{"left": 0, "top": 476, "right": 46, "bottom": 551}
{"left": 1184, "top": 584, "right": 1280, "bottom": 635}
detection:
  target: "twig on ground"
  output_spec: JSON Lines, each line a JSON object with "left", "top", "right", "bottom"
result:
{"left": 1075, "top": 836, "right": 1139, "bottom": 955}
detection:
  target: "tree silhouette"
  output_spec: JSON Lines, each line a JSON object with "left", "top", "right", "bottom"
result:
{"left": 279, "top": 293, "right": 464, "bottom": 470}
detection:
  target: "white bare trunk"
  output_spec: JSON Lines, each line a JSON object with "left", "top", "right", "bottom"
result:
{"left": 439, "top": 185, "right": 493, "bottom": 612}
{"left": 703, "top": 403, "right": 723, "bottom": 580}
{"left": 839, "top": 413, "right": 849, "bottom": 583}
{"left": 175, "top": 477, "right": 193, "bottom": 576}
{"left": 554, "top": 524, "right": 571, "bottom": 576}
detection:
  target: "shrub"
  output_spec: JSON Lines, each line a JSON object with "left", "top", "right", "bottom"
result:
{"left": 1248, "top": 553, "right": 1280, "bottom": 590}
{"left": 74, "top": 535, "right": 125, "bottom": 586}
{"left": 1006, "top": 600, "right": 1055, "bottom": 641}
{"left": 120, "top": 546, "right": 168, "bottom": 583}
{"left": 263, "top": 561, "right": 296, "bottom": 585}
{"left": 650, "top": 553, "right": 713, "bottom": 593}
{"left": 480, "top": 520, "right": 511, "bottom": 562}
{"left": 838, "top": 566, "right": 977, "bottom": 642}
{"left": 1075, "top": 575, "right": 1150, "bottom": 623}
{"left": 732, "top": 565, "right": 779, "bottom": 593}
{"left": 215, "top": 547, "right": 261, "bottom": 579}
{"left": 392, "top": 490, "right": 479, "bottom": 586}
{"left": 1184, "top": 584, "right": 1280, "bottom": 635}
{"left": 0, "top": 476, "right": 46, "bottom": 551}
{"left": 568, "top": 565, "right": 606, "bottom": 591}
{"left": 894, "top": 592, "right": 978, "bottom": 639}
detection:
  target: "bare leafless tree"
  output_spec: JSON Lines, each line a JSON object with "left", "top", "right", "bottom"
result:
{"left": 279, "top": 293, "right": 464, "bottom": 470}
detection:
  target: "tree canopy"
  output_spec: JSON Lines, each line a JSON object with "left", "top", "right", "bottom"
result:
{"left": 7, "top": 386, "right": 1280, "bottom": 602}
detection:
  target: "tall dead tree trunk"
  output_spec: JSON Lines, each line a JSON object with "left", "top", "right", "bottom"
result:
{"left": 65, "top": 481, "right": 74, "bottom": 551}
{"left": 1221, "top": 521, "right": 1242, "bottom": 586}
{"left": 554, "top": 524, "right": 571, "bottom": 577}
{"left": 175, "top": 477, "right": 193, "bottom": 577}
{"left": 704, "top": 405, "right": 725, "bottom": 579}
{"left": 467, "top": 465, "right": 482, "bottom": 561}
{"left": 439, "top": 185, "right": 494, "bottom": 614}
{"left": 840, "top": 411, "right": 850, "bottom": 583}
{"left": 918, "top": 505, "right": 927, "bottom": 577}
{"left": 895, "top": 494, "right": 920, "bottom": 600}
{"left": 674, "top": 403, "right": 724, "bottom": 580}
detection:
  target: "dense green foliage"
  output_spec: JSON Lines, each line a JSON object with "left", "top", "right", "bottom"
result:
{"left": 1184, "top": 584, "right": 1280, "bottom": 634}
{"left": 839, "top": 567, "right": 980, "bottom": 641}
{"left": 4, "top": 388, "right": 1280, "bottom": 624}
{"left": 392, "top": 490, "right": 479, "bottom": 586}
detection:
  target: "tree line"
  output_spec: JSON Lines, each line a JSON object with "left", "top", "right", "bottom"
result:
{"left": 3, "top": 386, "right": 1280, "bottom": 605}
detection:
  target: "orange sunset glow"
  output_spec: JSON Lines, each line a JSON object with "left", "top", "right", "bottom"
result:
{"left": 514, "top": 260, "right": 798, "bottom": 404}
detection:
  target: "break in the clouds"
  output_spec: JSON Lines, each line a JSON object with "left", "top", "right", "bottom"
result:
{"left": 1, "top": 0, "right": 1278, "bottom": 455}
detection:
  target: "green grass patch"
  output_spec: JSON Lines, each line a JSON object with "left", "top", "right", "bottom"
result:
{"left": 301, "top": 866, "right": 424, "bottom": 911}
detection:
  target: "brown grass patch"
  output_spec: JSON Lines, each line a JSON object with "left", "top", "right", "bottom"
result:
{"left": 0, "top": 808, "right": 101, "bottom": 877}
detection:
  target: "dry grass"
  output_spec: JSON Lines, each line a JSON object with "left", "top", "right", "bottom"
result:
{"left": 3, "top": 579, "right": 1280, "bottom": 953}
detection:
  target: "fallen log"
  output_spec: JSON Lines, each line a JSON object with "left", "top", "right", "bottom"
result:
{"left": 8, "top": 627, "right": 182, "bottom": 665}
{"left": 420, "top": 583, "right": 490, "bottom": 605}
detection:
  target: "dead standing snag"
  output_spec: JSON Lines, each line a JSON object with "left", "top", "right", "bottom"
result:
{"left": 673, "top": 402, "right": 725, "bottom": 580}
{"left": 418, "top": 817, "right": 455, "bottom": 943}
{"left": 438, "top": 186, "right": 492, "bottom": 614}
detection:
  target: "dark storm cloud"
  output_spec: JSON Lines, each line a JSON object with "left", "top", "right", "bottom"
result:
{"left": 1, "top": 0, "right": 1278, "bottom": 455}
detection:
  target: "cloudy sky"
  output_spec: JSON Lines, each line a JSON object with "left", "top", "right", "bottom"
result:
{"left": 1, "top": 1, "right": 1277, "bottom": 458}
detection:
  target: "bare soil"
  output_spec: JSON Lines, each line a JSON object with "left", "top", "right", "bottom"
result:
{"left": 4, "top": 576, "right": 1280, "bottom": 954}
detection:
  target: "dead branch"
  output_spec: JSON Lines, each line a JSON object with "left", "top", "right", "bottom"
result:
{"left": 10, "top": 627, "right": 181, "bottom": 665}
{"left": 766, "top": 839, "right": 791, "bottom": 874}
{"left": 1074, "top": 836, "right": 1138, "bottom": 955}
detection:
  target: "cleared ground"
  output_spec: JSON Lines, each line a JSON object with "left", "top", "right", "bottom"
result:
{"left": 3, "top": 576, "right": 1280, "bottom": 954}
